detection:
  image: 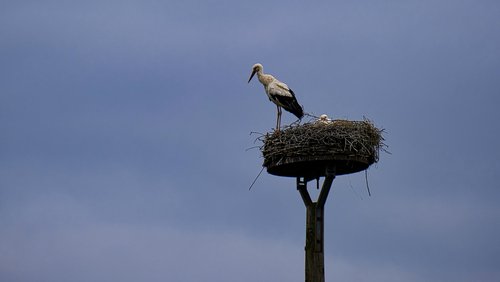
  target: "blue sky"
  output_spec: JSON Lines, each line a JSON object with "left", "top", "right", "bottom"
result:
{"left": 1, "top": 0, "right": 500, "bottom": 281}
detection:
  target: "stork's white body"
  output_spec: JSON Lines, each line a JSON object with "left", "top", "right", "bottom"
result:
{"left": 248, "top": 63, "right": 304, "bottom": 131}
{"left": 318, "top": 114, "right": 332, "bottom": 124}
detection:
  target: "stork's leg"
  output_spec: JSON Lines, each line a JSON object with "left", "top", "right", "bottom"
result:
{"left": 276, "top": 106, "right": 282, "bottom": 131}
{"left": 276, "top": 105, "right": 280, "bottom": 131}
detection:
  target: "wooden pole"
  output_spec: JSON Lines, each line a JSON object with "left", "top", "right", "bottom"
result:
{"left": 297, "top": 166, "right": 336, "bottom": 282}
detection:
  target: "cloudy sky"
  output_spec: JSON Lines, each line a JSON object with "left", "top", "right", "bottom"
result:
{"left": 1, "top": 0, "right": 500, "bottom": 281}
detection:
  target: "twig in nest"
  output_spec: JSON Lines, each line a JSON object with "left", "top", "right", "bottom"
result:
{"left": 365, "top": 170, "right": 371, "bottom": 196}
{"left": 348, "top": 179, "right": 363, "bottom": 200}
{"left": 245, "top": 146, "right": 261, "bottom": 152}
{"left": 248, "top": 166, "right": 265, "bottom": 191}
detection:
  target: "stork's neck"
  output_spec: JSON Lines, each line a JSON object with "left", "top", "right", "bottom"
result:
{"left": 257, "top": 71, "right": 275, "bottom": 86}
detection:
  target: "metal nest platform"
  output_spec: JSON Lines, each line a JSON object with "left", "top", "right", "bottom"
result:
{"left": 261, "top": 118, "right": 384, "bottom": 179}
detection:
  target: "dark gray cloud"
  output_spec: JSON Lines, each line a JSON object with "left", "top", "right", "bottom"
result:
{"left": 1, "top": 0, "right": 500, "bottom": 281}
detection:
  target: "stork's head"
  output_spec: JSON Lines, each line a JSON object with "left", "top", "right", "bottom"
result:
{"left": 318, "top": 114, "right": 332, "bottom": 124}
{"left": 248, "top": 63, "right": 263, "bottom": 83}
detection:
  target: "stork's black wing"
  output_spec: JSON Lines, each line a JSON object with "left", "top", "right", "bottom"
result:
{"left": 270, "top": 86, "right": 304, "bottom": 119}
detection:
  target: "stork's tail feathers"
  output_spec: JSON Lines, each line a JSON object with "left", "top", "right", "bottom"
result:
{"left": 290, "top": 104, "right": 304, "bottom": 120}
{"left": 283, "top": 88, "right": 304, "bottom": 120}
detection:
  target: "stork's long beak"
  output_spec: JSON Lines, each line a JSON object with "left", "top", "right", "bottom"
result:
{"left": 248, "top": 69, "right": 257, "bottom": 83}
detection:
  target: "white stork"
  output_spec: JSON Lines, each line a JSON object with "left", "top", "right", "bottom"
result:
{"left": 248, "top": 63, "right": 304, "bottom": 131}
{"left": 318, "top": 114, "right": 332, "bottom": 124}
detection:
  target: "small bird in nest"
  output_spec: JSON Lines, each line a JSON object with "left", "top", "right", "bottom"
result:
{"left": 248, "top": 63, "right": 304, "bottom": 131}
{"left": 317, "top": 114, "right": 333, "bottom": 124}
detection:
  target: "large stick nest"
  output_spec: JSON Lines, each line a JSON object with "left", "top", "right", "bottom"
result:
{"left": 259, "top": 118, "right": 386, "bottom": 177}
